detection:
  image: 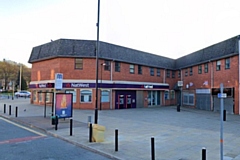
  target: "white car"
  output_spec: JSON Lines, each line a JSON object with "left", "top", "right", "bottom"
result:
{"left": 15, "top": 91, "right": 31, "bottom": 97}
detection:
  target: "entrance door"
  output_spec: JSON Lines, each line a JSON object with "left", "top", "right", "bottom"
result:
{"left": 115, "top": 90, "right": 136, "bottom": 109}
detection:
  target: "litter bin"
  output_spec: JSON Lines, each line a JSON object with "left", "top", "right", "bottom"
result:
{"left": 177, "top": 104, "right": 180, "bottom": 112}
{"left": 51, "top": 115, "right": 58, "bottom": 125}
{"left": 92, "top": 124, "right": 106, "bottom": 142}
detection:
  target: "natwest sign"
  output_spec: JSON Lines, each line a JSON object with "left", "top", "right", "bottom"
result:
{"left": 64, "top": 83, "right": 90, "bottom": 88}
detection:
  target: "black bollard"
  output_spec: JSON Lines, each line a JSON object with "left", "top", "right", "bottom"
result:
{"left": 12, "top": 96, "right": 14, "bottom": 100}
{"left": 55, "top": 115, "right": 58, "bottom": 130}
{"left": 151, "top": 137, "right": 155, "bottom": 160}
{"left": 177, "top": 104, "right": 180, "bottom": 112}
{"left": 89, "top": 123, "right": 92, "bottom": 142}
{"left": 70, "top": 119, "right": 73, "bottom": 136}
{"left": 202, "top": 147, "right": 206, "bottom": 160}
{"left": 9, "top": 105, "right": 11, "bottom": 116}
{"left": 4, "top": 104, "right": 6, "bottom": 114}
{"left": 15, "top": 107, "right": 18, "bottom": 117}
{"left": 115, "top": 129, "right": 118, "bottom": 151}
{"left": 223, "top": 110, "right": 226, "bottom": 121}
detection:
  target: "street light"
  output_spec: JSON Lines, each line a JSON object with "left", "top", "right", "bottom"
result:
{"left": 100, "top": 63, "right": 106, "bottom": 110}
{"left": 94, "top": 0, "right": 101, "bottom": 124}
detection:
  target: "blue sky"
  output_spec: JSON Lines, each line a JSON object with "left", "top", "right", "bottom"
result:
{"left": 1, "top": 0, "right": 240, "bottom": 67}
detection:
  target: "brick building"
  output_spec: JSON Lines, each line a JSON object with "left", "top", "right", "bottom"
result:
{"left": 28, "top": 35, "right": 240, "bottom": 114}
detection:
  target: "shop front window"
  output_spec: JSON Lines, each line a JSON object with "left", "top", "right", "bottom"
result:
{"left": 80, "top": 90, "right": 92, "bottom": 103}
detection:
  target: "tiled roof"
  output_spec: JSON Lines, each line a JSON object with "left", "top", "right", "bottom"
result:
{"left": 29, "top": 35, "right": 240, "bottom": 70}
{"left": 175, "top": 35, "right": 239, "bottom": 69}
{"left": 28, "top": 39, "right": 175, "bottom": 69}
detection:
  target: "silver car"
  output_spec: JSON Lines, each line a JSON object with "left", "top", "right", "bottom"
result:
{"left": 14, "top": 91, "right": 31, "bottom": 97}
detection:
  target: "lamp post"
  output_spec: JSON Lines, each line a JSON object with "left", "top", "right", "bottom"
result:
{"left": 94, "top": 0, "right": 101, "bottom": 124}
{"left": 100, "top": 63, "right": 106, "bottom": 110}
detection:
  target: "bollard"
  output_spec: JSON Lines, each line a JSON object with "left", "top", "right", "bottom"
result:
{"left": 115, "top": 129, "right": 118, "bottom": 151}
{"left": 15, "top": 106, "right": 18, "bottom": 117}
{"left": 4, "top": 104, "right": 6, "bottom": 114}
{"left": 9, "top": 105, "right": 11, "bottom": 116}
{"left": 89, "top": 123, "right": 92, "bottom": 142}
{"left": 177, "top": 104, "right": 180, "bottom": 112}
{"left": 55, "top": 115, "right": 58, "bottom": 130}
{"left": 202, "top": 147, "right": 206, "bottom": 160}
{"left": 88, "top": 116, "right": 92, "bottom": 126}
{"left": 70, "top": 119, "right": 73, "bottom": 136}
{"left": 151, "top": 137, "right": 155, "bottom": 160}
{"left": 12, "top": 96, "right": 14, "bottom": 100}
{"left": 223, "top": 109, "right": 226, "bottom": 121}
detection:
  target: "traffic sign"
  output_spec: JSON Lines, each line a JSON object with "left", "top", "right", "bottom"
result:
{"left": 218, "top": 93, "right": 227, "bottom": 98}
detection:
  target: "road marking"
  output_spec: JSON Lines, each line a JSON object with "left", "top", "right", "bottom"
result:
{"left": 0, "top": 117, "right": 46, "bottom": 137}
{"left": 0, "top": 135, "right": 45, "bottom": 144}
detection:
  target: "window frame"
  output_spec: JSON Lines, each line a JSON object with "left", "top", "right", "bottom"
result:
{"left": 157, "top": 68, "right": 161, "bottom": 77}
{"left": 189, "top": 67, "right": 193, "bottom": 76}
{"left": 75, "top": 58, "right": 83, "bottom": 69}
{"left": 104, "top": 60, "right": 111, "bottom": 71}
{"left": 150, "top": 67, "right": 154, "bottom": 76}
{"left": 166, "top": 70, "right": 170, "bottom": 78}
{"left": 225, "top": 58, "right": 230, "bottom": 69}
{"left": 198, "top": 65, "right": 202, "bottom": 74}
{"left": 130, "top": 64, "right": 135, "bottom": 74}
{"left": 204, "top": 63, "right": 208, "bottom": 73}
{"left": 216, "top": 60, "right": 221, "bottom": 71}
{"left": 80, "top": 89, "right": 92, "bottom": 103}
{"left": 115, "top": 61, "right": 121, "bottom": 72}
{"left": 138, "top": 65, "right": 142, "bottom": 74}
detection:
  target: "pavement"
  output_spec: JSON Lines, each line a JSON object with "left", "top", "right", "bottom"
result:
{"left": 1, "top": 98, "right": 240, "bottom": 160}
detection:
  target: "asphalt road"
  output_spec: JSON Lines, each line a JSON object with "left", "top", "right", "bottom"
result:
{"left": 0, "top": 117, "right": 111, "bottom": 160}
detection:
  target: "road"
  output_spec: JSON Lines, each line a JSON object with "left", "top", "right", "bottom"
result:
{"left": 0, "top": 117, "right": 112, "bottom": 160}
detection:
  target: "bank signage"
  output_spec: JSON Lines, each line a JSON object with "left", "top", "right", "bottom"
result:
{"left": 64, "top": 83, "right": 90, "bottom": 88}
{"left": 55, "top": 73, "right": 63, "bottom": 90}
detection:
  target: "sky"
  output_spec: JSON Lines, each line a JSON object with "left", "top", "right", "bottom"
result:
{"left": 1, "top": 0, "right": 240, "bottom": 67}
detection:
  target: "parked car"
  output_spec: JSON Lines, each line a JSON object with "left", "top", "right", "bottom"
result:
{"left": 14, "top": 91, "right": 31, "bottom": 97}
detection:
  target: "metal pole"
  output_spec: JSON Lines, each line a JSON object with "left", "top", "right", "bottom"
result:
{"left": 151, "top": 137, "right": 155, "bottom": 160}
{"left": 115, "top": 129, "right": 118, "bottom": 151}
{"left": 100, "top": 63, "right": 102, "bottom": 110}
{"left": 94, "top": 0, "right": 101, "bottom": 124}
{"left": 220, "top": 83, "right": 224, "bottom": 160}
{"left": 44, "top": 93, "right": 46, "bottom": 118}
{"left": 89, "top": 123, "right": 92, "bottom": 142}
{"left": 15, "top": 106, "right": 18, "bottom": 117}
{"left": 9, "top": 105, "right": 11, "bottom": 115}
{"left": 70, "top": 119, "right": 73, "bottom": 136}
{"left": 202, "top": 147, "right": 206, "bottom": 160}
{"left": 4, "top": 104, "right": 6, "bottom": 113}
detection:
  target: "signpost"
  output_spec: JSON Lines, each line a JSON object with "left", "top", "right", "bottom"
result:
{"left": 218, "top": 83, "right": 225, "bottom": 160}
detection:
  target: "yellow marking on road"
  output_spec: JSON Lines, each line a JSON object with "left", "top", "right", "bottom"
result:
{"left": 0, "top": 117, "right": 46, "bottom": 137}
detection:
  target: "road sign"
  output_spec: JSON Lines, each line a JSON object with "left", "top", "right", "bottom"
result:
{"left": 218, "top": 93, "right": 227, "bottom": 98}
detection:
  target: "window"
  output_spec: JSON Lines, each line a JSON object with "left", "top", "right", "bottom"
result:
{"left": 185, "top": 69, "right": 188, "bottom": 76}
{"left": 166, "top": 70, "right": 170, "bottom": 78}
{"left": 38, "top": 90, "right": 42, "bottom": 102}
{"left": 138, "top": 65, "right": 142, "bottom": 74}
{"left": 80, "top": 90, "right": 92, "bottom": 102}
{"left": 198, "top": 65, "right": 202, "bottom": 74}
{"left": 183, "top": 93, "right": 194, "bottom": 105}
{"left": 172, "top": 71, "right": 175, "bottom": 78}
{"left": 104, "top": 60, "right": 111, "bottom": 71}
{"left": 130, "top": 64, "right": 135, "bottom": 74}
{"left": 189, "top": 67, "right": 193, "bottom": 76}
{"left": 150, "top": 67, "right": 154, "bottom": 76}
{"left": 225, "top": 58, "right": 230, "bottom": 69}
{"left": 164, "top": 91, "right": 169, "bottom": 100}
{"left": 204, "top": 63, "right": 208, "bottom": 73}
{"left": 178, "top": 70, "right": 181, "bottom": 78}
{"left": 115, "top": 61, "right": 120, "bottom": 72}
{"left": 170, "top": 90, "right": 175, "bottom": 99}
{"left": 66, "top": 90, "right": 76, "bottom": 103}
{"left": 75, "top": 58, "right": 83, "bottom": 69}
{"left": 101, "top": 90, "right": 110, "bottom": 102}
{"left": 157, "top": 69, "right": 160, "bottom": 77}
{"left": 216, "top": 60, "right": 221, "bottom": 71}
